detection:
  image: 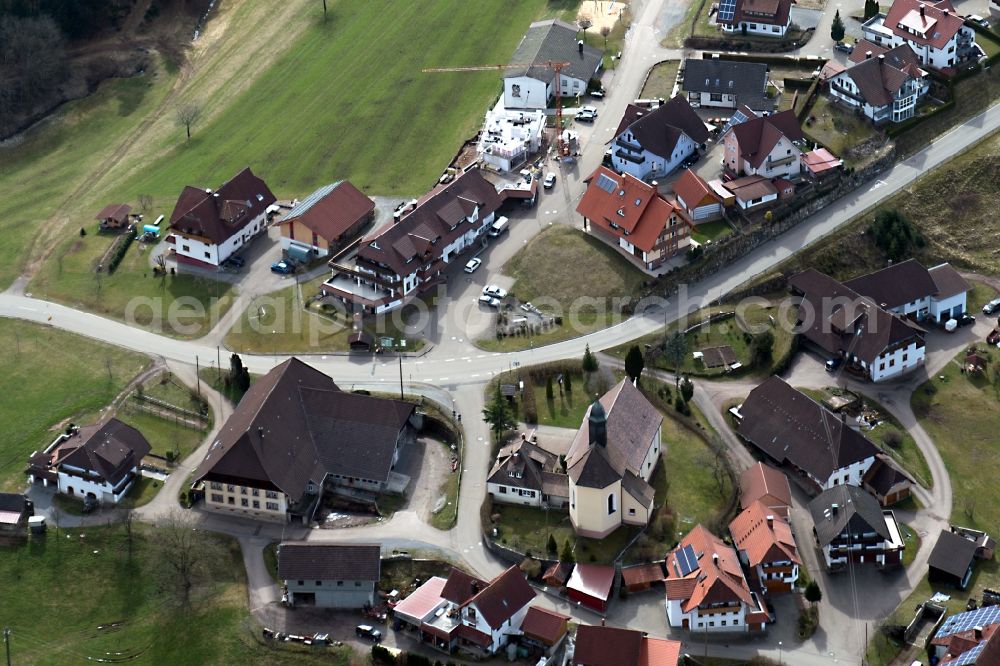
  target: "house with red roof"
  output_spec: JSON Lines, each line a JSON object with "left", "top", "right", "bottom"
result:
{"left": 931, "top": 606, "right": 1000, "bottom": 664}
{"left": 167, "top": 167, "right": 276, "bottom": 268}
{"left": 721, "top": 109, "right": 805, "bottom": 180}
{"left": 827, "top": 43, "right": 929, "bottom": 123}
{"left": 861, "top": 0, "right": 978, "bottom": 70}
{"left": 609, "top": 96, "right": 709, "bottom": 181}
{"left": 716, "top": 0, "right": 796, "bottom": 36}
{"left": 664, "top": 524, "right": 769, "bottom": 632}
{"left": 276, "top": 180, "right": 375, "bottom": 260}
{"left": 576, "top": 167, "right": 691, "bottom": 272}
{"left": 729, "top": 500, "right": 801, "bottom": 594}
{"left": 740, "top": 462, "right": 792, "bottom": 518}
{"left": 572, "top": 625, "right": 682, "bottom": 665}
{"left": 520, "top": 606, "right": 570, "bottom": 656}
{"left": 566, "top": 563, "right": 617, "bottom": 612}
{"left": 672, "top": 169, "right": 723, "bottom": 224}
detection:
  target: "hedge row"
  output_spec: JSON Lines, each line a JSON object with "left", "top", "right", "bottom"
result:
{"left": 106, "top": 231, "right": 136, "bottom": 274}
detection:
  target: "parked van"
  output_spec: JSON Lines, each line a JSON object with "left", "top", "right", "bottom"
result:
{"left": 488, "top": 216, "right": 509, "bottom": 237}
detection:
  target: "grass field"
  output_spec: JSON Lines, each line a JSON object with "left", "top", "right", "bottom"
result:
{"left": 640, "top": 60, "right": 681, "bottom": 98}
{"left": 803, "top": 95, "right": 886, "bottom": 168}
{"left": 478, "top": 226, "right": 648, "bottom": 351}
{"left": 690, "top": 220, "right": 734, "bottom": 245}
{"left": 0, "top": 526, "right": 354, "bottom": 665}
{"left": 0, "top": 320, "right": 149, "bottom": 491}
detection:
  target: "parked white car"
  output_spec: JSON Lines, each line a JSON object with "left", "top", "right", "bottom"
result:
{"left": 483, "top": 284, "right": 507, "bottom": 299}
{"left": 464, "top": 258, "right": 481, "bottom": 273}
{"left": 478, "top": 294, "right": 500, "bottom": 307}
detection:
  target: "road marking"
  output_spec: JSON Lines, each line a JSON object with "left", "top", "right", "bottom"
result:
{"left": 471, "top": 373, "right": 480, "bottom": 378}
{"left": 438, "top": 377, "right": 448, "bottom": 381}
{"left": 444, "top": 358, "right": 454, "bottom": 362}
{"left": 461, "top": 357, "right": 471, "bottom": 361}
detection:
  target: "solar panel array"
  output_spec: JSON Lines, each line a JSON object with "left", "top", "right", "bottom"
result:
{"left": 953, "top": 642, "right": 984, "bottom": 666}
{"left": 935, "top": 605, "right": 1000, "bottom": 640}
{"left": 721, "top": 109, "right": 750, "bottom": 135}
{"left": 676, "top": 544, "right": 699, "bottom": 577}
{"left": 596, "top": 173, "right": 618, "bottom": 193}
{"left": 718, "top": 0, "right": 738, "bottom": 23}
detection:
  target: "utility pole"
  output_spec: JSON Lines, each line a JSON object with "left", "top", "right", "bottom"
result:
{"left": 398, "top": 341, "right": 404, "bottom": 400}
{"left": 4, "top": 626, "right": 11, "bottom": 666}
{"left": 217, "top": 345, "right": 221, "bottom": 384}
{"left": 195, "top": 356, "right": 201, "bottom": 397}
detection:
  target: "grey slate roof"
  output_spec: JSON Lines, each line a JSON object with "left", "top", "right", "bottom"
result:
{"left": 844, "top": 259, "right": 940, "bottom": 310}
{"left": 928, "top": 530, "right": 978, "bottom": 579}
{"left": 487, "top": 439, "right": 563, "bottom": 493}
{"left": 507, "top": 19, "right": 603, "bottom": 83}
{"left": 278, "top": 542, "right": 381, "bottom": 581}
{"left": 613, "top": 96, "right": 710, "bottom": 160}
{"left": 0, "top": 492, "right": 27, "bottom": 513}
{"left": 683, "top": 59, "right": 771, "bottom": 111}
{"left": 808, "top": 485, "right": 891, "bottom": 546}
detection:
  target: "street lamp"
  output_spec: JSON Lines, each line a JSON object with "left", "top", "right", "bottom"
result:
{"left": 778, "top": 640, "right": 783, "bottom": 665}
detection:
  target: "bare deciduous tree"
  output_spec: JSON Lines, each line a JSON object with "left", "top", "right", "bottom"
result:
{"left": 138, "top": 194, "right": 153, "bottom": 213}
{"left": 600, "top": 25, "right": 611, "bottom": 48}
{"left": 153, "top": 511, "right": 227, "bottom": 606}
{"left": 578, "top": 17, "right": 593, "bottom": 43}
{"left": 175, "top": 103, "right": 202, "bottom": 141}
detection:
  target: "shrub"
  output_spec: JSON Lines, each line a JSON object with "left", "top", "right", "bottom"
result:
{"left": 106, "top": 231, "right": 136, "bottom": 274}
{"left": 680, "top": 379, "right": 694, "bottom": 403}
{"left": 371, "top": 645, "right": 396, "bottom": 664}
{"left": 869, "top": 209, "right": 924, "bottom": 262}
{"left": 882, "top": 430, "right": 903, "bottom": 449}
{"left": 749, "top": 330, "right": 775, "bottom": 368}
{"left": 547, "top": 533, "right": 558, "bottom": 555}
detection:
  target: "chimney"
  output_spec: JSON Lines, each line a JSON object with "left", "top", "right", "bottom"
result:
{"left": 521, "top": 433, "right": 527, "bottom": 441}
{"left": 767, "top": 515, "right": 774, "bottom": 529}
{"left": 831, "top": 503, "right": 839, "bottom": 515}
{"left": 601, "top": 618, "right": 606, "bottom": 627}
{"left": 974, "top": 626, "right": 983, "bottom": 640}
{"left": 866, "top": 50, "right": 873, "bottom": 59}
{"left": 578, "top": 40, "right": 584, "bottom": 54}
{"left": 878, "top": 54, "right": 885, "bottom": 62}
{"left": 588, "top": 399, "right": 608, "bottom": 447}
{"left": 257, "top": 426, "right": 264, "bottom": 439}
{"left": 920, "top": 4, "right": 925, "bottom": 17}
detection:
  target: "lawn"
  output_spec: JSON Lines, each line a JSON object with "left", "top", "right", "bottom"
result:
{"left": 640, "top": 60, "right": 681, "bottom": 99}
{"left": 477, "top": 226, "right": 648, "bottom": 351}
{"left": 0, "top": 526, "right": 355, "bottom": 665}
{"left": 802, "top": 95, "right": 886, "bottom": 168}
{"left": 690, "top": 220, "right": 734, "bottom": 245}
{"left": 114, "top": 409, "right": 207, "bottom": 463}
{"left": 522, "top": 371, "right": 592, "bottom": 428}
{"left": 430, "top": 470, "right": 461, "bottom": 531}
{"left": 0, "top": 320, "right": 149, "bottom": 491}
{"left": 492, "top": 503, "right": 640, "bottom": 563}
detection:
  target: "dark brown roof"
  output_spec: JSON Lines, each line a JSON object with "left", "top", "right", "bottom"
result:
{"left": 279, "top": 181, "right": 374, "bottom": 242}
{"left": 58, "top": 419, "right": 151, "bottom": 486}
{"left": 844, "top": 259, "right": 939, "bottom": 310}
{"left": 277, "top": 542, "right": 380, "bottom": 581}
{"left": 738, "top": 377, "right": 879, "bottom": 483}
{"left": 168, "top": 167, "right": 276, "bottom": 244}
{"left": 928, "top": 530, "right": 978, "bottom": 579}
{"left": 573, "top": 625, "right": 643, "bottom": 666}
{"left": 719, "top": 0, "right": 794, "bottom": 28}
{"left": 194, "top": 358, "right": 415, "bottom": 504}
{"left": 836, "top": 46, "right": 922, "bottom": 107}
{"left": 621, "top": 562, "right": 666, "bottom": 586}
{"left": 724, "top": 175, "right": 777, "bottom": 202}
{"left": 358, "top": 168, "right": 501, "bottom": 277}
{"left": 465, "top": 565, "right": 536, "bottom": 630}
{"left": 0, "top": 492, "right": 28, "bottom": 513}
{"left": 520, "top": 606, "right": 569, "bottom": 646}
{"left": 807, "top": 485, "right": 892, "bottom": 545}
{"left": 613, "top": 96, "right": 709, "bottom": 160}
{"left": 441, "top": 567, "right": 486, "bottom": 605}
{"left": 862, "top": 455, "right": 913, "bottom": 497}
{"left": 487, "top": 439, "right": 561, "bottom": 493}
{"left": 726, "top": 110, "right": 804, "bottom": 169}
{"left": 543, "top": 562, "right": 573, "bottom": 585}
{"left": 95, "top": 203, "right": 132, "bottom": 223}
{"left": 929, "top": 263, "right": 971, "bottom": 299}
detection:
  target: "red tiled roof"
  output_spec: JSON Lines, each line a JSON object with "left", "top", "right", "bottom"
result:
{"left": 520, "top": 606, "right": 569, "bottom": 646}
{"left": 665, "top": 524, "right": 755, "bottom": 612}
{"left": 278, "top": 181, "right": 374, "bottom": 243}
{"left": 566, "top": 564, "right": 616, "bottom": 602}
{"left": 884, "top": 0, "right": 965, "bottom": 50}
{"left": 673, "top": 169, "right": 720, "bottom": 212}
{"left": 455, "top": 624, "right": 493, "bottom": 648}
{"left": 729, "top": 500, "right": 800, "bottom": 569}
{"left": 725, "top": 110, "right": 804, "bottom": 169}
{"left": 640, "top": 636, "right": 683, "bottom": 666}
{"left": 622, "top": 562, "right": 666, "bottom": 587}
{"left": 740, "top": 462, "right": 792, "bottom": 517}
{"left": 465, "top": 565, "right": 535, "bottom": 630}
{"left": 573, "top": 625, "right": 681, "bottom": 666}
{"left": 441, "top": 567, "right": 487, "bottom": 605}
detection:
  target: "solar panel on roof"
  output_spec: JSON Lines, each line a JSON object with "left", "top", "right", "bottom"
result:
{"left": 676, "top": 544, "right": 698, "bottom": 576}
{"left": 718, "top": 0, "right": 737, "bottom": 22}
{"left": 936, "top": 606, "right": 1000, "bottom": 639}
{"left": 596, "top": 173, "right": 617, "bottom": 193}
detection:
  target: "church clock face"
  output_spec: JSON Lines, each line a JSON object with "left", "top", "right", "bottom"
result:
{"left": 512, "top": 84, "right": 521, "bottom": 97}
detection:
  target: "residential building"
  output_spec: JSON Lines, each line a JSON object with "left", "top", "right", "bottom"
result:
{"left": 478, "top": 102, "right": 547, "bottom": 172}
{"left": 519, "top": 606, "right": 570, "bottom": 656}
{"left": 95, "top": 203, "right": 132, "bottom": 230}
{"left": 739, "top": 462, "right": 792, "bottom": 518}
{"left": 576, "top": 167, "right": 691, "bottom": 272}
{"left": 487, "top": 436, "right": 569, "bottom": 508}
{"left": 193, "top": 358, "right": 417, "bottom": 523}
{"left": 566, "top": 564, "right": 616, "bottom": 612}
{"left": 566, "top": 380, "right": 663, "bottom": 538}
{"left": 572, "top": 625, "right": 682, "bottom": 666}
{"left": 928, "top": 530, "right": 978, "bottom": 589}
{"left": 392, "top": 566, "right": 536, "bottom": 656}
{"left": 862, "top": 454, "right": 914, "bottom": 505}
{"left": 322, "top": 167, "right": 502, "bottom": 313}
{"left": 788, "top": 268, "right": 927, "bottom": 381}
{"left": 664, "top": 524, "right": 770, "bottom": 632}
{"left": 736, "top": 376, "right": 882, "bottom": 492}
{"left": 278, "top": 543, "right": 381, "bottom": 608}
{"left": 931, "top": 606, "right": 1000, "bottom": 665}
{"left": 861, "top": 0, "right": 978, "bottom": 70}
{"left": 843, "top": 258, "right": 970, "bottom": 323}
{"left": 715, "top": 0, "right": 796, "bottom": 36}
{"left": 167, "top": 167, "right": 276, "bottom": 268}
{"left": 27, "top": 419, "right": 150, "bottom": 505}
{"left": 276, "top": 181, "right": 375, "bottom": 260}
{"left": 807, "top": 485, "right": 905, "bottom": 571}
{"left": 721, "top": 174, "right": 779, "bottom": 211}
{"left": 827, "top": 44, "right": 928, "bottom": 123}
{"left": 729, "top": 500, "right": 800, "bottom": 594}
{"left": 672, "top": 169, "right": 724, "bottom": 223}
{"left": 0, "top": 493, "right": 30, "bottom": 535}
{"left": 609, "top": 97, "right": 710, "bottom": 181}
{"left": 722, "top": 109, "right": 805, "bottom": 179}
{"left": 503, "top": 19, "right": 603, "bottom": 110}
{"left": 682, "top": 59, "right": 771, "bottom": 111}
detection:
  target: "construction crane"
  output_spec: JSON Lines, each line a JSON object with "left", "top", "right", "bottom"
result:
{"left": 422, "top": 60, "right": 573, "bottom": 156}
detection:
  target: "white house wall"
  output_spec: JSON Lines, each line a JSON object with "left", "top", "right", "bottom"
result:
{"left": 174, "top": 212, "right": 267, "bottom": 266}
{"left": 930, "top": 293, "right": 966, "bottom": 321}
{"left": 822, "top": 456, "right": 876, "bottom": 490}
{"left": 57, "top": 468, "right": 135, "bottom": 504}
{"left": 722, "top": 21, "right": 789, "bottom": 36}
{"left": 504, "top": 76, "right": 550, "bottom": 110}
{"left": 488, "top": 482, "right": 543, "bottom": 507}
{"left": 870, "top": 341, "right": 925, "bottom": 382}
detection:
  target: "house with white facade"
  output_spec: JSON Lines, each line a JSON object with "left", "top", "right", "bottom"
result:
{"left": 808, "top": 485, "right": 905, "bottom": 571}
{"left": 576, "top": 167, "right": 691, "bottom": 272}
{"left": 278, "top": 543, "right": 381, "bottom": 608}
{"left": 721, "top": 110, "right": 805, "bottom": 180}
{"left": 609, "top": 96, "right": 710, "bottom": 181}
{"left": 167, "top": 167, "right": 276, "bottom": 268}
{"left": 729, "top": 500, "right": 800, "bottom": 594}
{"left": 735, "top": 376, "right": 882, "bottom": 493}
{"left": 827, "top": 44, "right": 929, "bottom": 123}
{"left": 392, "top": 566, "right": 536, "bottom": 656}
{"left": 721, "top": 175, "right": 780, "bottom": 211}
{"left": 322, "top": 167, "right": 502, "bottom": 313}
{"left": 664, "top": 524, "right": 770, "bottom": 632}
{"left": 193, "top": 358, "right": 417, "bottom": 524}
{"left": 788, "top": 268, "right": 928, "bottom": 381}
{"left": 486, "top": 435, "right": 569, "bottom": 508}
{"left": 478, "top": 101, "right": 547, "bottom": 172}
{"left": 682, "top": 59, "right": 771, "bottom": 112}
{"left": 27, "top": 419, "right": 150, "bottom": 505}
{"left": 672, "top": 169, "right": 724, "bottom": 223}
{"left": 566, "top": 380, "right": 663, "bottom": 538}
{"left": 862, "top": 0, "right": 978, "bottom": 70}
{"left": 716, "top": 0, "right": 796, "bottom": 36}
{"left": 844, "top": 258, "right": 970, "bottom": 323}
{"left": 503, "top": 20, "right": 603, "bottom": 110}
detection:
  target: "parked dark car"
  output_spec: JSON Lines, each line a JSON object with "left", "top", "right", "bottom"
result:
{"left": 825, "top": 357, "right": 842, "bottom": 372}
{"left": 270, "top": 260, "right": 294, "bottom": 275}
{"left": 227, "top": 255, "right": 245, "bottom": 268}
{"left": 957, "top": 313, "right": 976, "bottom": 327}
{"left": 355, "top": 625, "right": 382, "bottom": 643}
{"left": 834, "top": 42, "right": 853, "bottom": 53}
